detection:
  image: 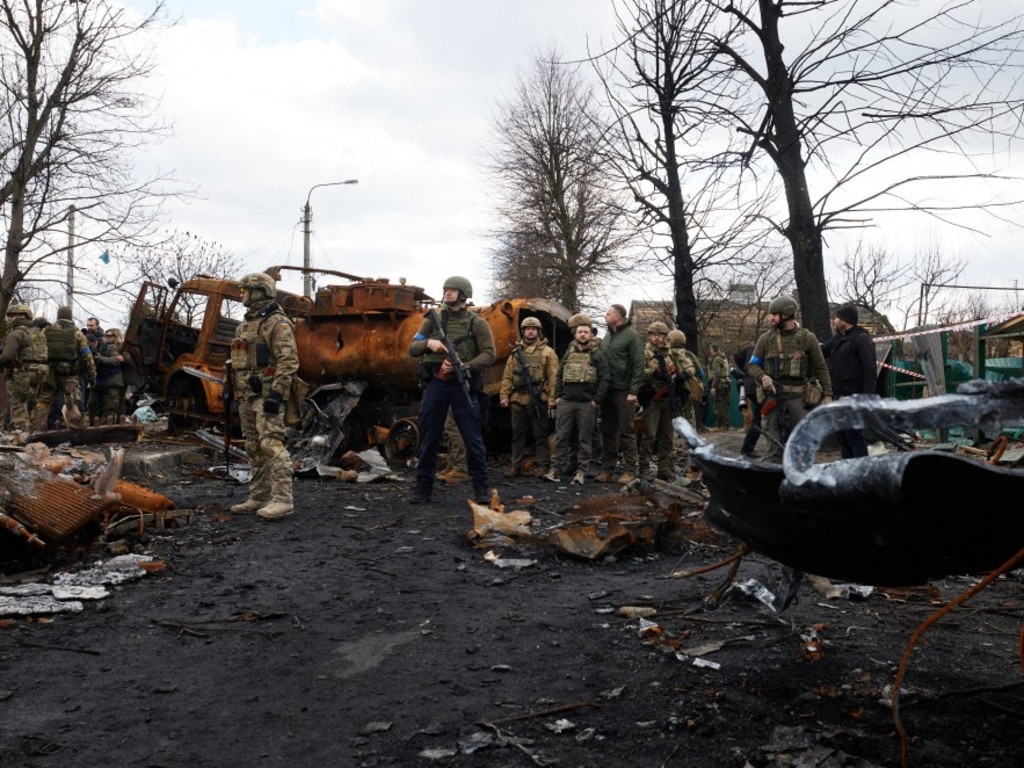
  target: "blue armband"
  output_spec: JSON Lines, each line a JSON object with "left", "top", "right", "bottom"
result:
{"left": 414, "top": 332, "right": 427, "bottom": 341}
{"left": 749, "top": 355, "right": 763, "bottom": 367}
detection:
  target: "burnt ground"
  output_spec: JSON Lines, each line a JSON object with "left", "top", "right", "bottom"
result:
{"left": 2, "top": 429, "right": 1024, "bottom": 768}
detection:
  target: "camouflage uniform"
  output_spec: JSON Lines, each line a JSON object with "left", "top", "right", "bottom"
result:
{"left": 549, "top": 322, "right": 609, "bottom": 481}
{"left": 230, "top": 274, "right": 300, "bottom": 520}
{"left": 0, "top": 313, "right": 49, "bottom": 432}
{"left": 499, "top": 326, "right": 558, "bottom": 476}
{"left": 638, "top": 336, "right": 696, "bottom": 480}
{"left": 708, "top": 349, "right": 731, "bottom": 429}
{"left": 38, "top": 310, "right": 94, "bottom": 430}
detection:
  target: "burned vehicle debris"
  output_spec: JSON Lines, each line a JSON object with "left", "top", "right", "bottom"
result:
{"left": 679, "top": 378, "right": 1024, "bottom": 586}
{"left": 121, "top": 266, "right": 572, "bottom": 468}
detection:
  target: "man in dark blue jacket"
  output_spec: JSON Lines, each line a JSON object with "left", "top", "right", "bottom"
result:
{"left": 821, "top": 304, "right": 877, "bottom": 458}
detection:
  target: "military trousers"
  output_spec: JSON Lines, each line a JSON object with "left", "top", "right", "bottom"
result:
{"left": 37, "top": 373, "right": 86, "bottom": 430}
{"left": 551, "top": 399, "right": 596, "bottom": 475}
{"left": 239, "top": 395, "right": 293, "bottom": 504}
{"left": 509, "top": 403, "right": 550, "bottom": 471}
{"left": 638, "top": 397, "right": 676, "bottom": 477}
{"left": 416, "top": 376, "right": 487, "bottom": 489}
{"left": 760, "top": 395, "right": 806, "bottom": 459}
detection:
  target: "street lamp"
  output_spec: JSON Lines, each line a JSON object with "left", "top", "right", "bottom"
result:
{"left": 302, "top": 179, "right": 359, "bottom": 298}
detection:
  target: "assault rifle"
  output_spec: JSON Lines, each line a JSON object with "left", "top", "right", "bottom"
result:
{"left": 425, "top": 308, "right": 476, "bottom": 414}
{"left": 513, "top": 345, "right": 546, "bottom": 421}
{"left": 757, "top": 356, "right": 789, "bottom": 449}
{"left": 653, "top": 353, "right": 679, "bottom": 413}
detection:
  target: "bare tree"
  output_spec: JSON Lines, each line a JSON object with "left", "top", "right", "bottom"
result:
{"left": 0, "top": 1, "right": 174, "bottom": 316}
{"left": 710, "top": 0, "right": 1024, "bottom": 338}
{"left": 829, "top": 241, "right": 910, "bottom": 320}
{"left": 487, "top": 51, "right": 633, "bottom": 311}
{"left": 108, "top": 230, "right": 243, "bottom": 327}
{"left": 597, "top": 0, "right": 773, "bottom": 351}
{"left": 906, "top": 245, "right": 968, "bottom": 329}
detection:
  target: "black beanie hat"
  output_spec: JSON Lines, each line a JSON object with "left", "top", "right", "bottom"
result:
{"left": 836, "top": 304, "right": 858, "bottom": 325}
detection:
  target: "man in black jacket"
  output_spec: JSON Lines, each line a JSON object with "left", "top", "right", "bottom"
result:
{"left": 821, "top": 304, "right": 877, "bottom": 458}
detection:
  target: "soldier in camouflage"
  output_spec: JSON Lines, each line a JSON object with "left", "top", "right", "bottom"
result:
{"left": 708, "top": 343, "right": 731, "bottom": 429}
{"left": 37, "top": 305, "right": 94, "bottom": 430}
{"left": 638, "top": 322, "right": 696, "bottom": 481}
{"left": 229, "top": 272, "right": 300, "bottom": 521}
{"left": 408, "top": 276, "right": 495, "bottom": 505}
{"left": 0, "top": 305, "right": 50, "bottom": 434}
{"left": 499, "top": 316, "right": 558, "bottom": 478}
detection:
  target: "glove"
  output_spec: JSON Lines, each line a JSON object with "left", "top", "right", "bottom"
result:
{"left": 247, "top": 374, "right": 263, "bottom": 396}
{"left": 761, "top": 375, "right": 776, "bottom": 395}
{"left": 263, "top": 390, "right": 283, "bottom": 415}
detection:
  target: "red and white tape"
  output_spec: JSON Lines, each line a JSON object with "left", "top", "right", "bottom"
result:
{"left": 874, "top": 312, "right": 1024, "bottom": 343}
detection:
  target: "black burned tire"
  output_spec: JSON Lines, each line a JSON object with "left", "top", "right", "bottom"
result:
{"left": 382, "top": 417, "right": 420, "bottom": 463}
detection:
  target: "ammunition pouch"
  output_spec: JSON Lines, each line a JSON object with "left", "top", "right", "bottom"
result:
{"left": 803, "top": 378, "right": 824, "bottom": 407}
{"left": 53, "top": 360, "right": 76, "bottom": 376}
{"left": 286, "top": 376, "right": 310, "bottom": 427}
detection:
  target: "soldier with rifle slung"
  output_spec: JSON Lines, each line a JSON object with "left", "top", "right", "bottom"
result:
{"left": 408, "top": 276, "right": 495, "bottom": 505}
{"left": 746, "top": 295, "right": 833, "bottom": 460}
{"left": 638, "top": 321, "right": 695, "bottom": 481}
{"left": 499, "top": 316, "right": 558, "bottom": 478}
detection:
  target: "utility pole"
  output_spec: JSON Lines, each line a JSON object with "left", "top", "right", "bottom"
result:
{"left": 66, "top": 205, "right": 75, "bottom": 307}
{"left": 302, "top": 179, "right": 359, "bottom": 298}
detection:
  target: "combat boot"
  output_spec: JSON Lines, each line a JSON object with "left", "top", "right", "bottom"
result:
{"left": 408, "top": 482, "right": 433, "bottom": 504}
{"left": 571, "top": 470, "right": 585, "bottom": 485}
{"left": 472, "top": 483, "right": 489, "bottom": 504}
{"left": 617, "top": 471, "right": 636, "bottom": 485}
{"left": 230, "top": 498, "right": 265, "bottom": 514}
{"left": 542, "top": 468, "right": 559, "bottom": 482}
{"left": 503, "top": 465, "right": 522, "bottom": 478}
{"left": 593, "top": 470, "right": 612, "bottom": 483}
{"left": 442, "top": 469, "right": 468, "bottom": 484}
{"left": 256, "top": 501, "right": 294, "bottom": 520}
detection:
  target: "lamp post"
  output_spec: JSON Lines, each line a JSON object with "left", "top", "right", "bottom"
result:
{"left": 302, "top": 179, "right": 359, "bottom": 298}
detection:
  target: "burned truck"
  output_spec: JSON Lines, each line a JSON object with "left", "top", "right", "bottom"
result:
{"left": 122, "top": 266, "right": 572, "bottom": 467}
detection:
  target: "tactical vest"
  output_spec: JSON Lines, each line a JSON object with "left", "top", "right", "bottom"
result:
{"left": 562, "top": 347, "right": 598, "bottom": 385}
{"left": 45, "top": 323, "right": 79, "bottom": 375}
{"left": 763, "top": 328, "right": 812, "bottom": 383}
{"left": 231, "top": 306, "right": 290, "bottom": 374}
{"left": 422, "top": 310, "right": 480, "bottom": 365}
{"left": 511, "top": 343, "right": 547, "bottom": 390}
{"left": 23, "top": 327, "right": 48, "bottom": 364}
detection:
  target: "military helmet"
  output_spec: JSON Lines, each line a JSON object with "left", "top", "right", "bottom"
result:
{"left": 768, "top": 294, "right": 799, "bottom": 316}
{"left": 568, "top": 313, "right": 593, "bottom": 329}
{"left": 647, "top": 320, "right": 669, "bottom": 335}
{"left": 443, "top": 275, "right": 473, "bottom": 299}
{"left": 57, "top": 305, "right": 73, "bottom": 321}
{"left": 667, "top": 329, "right": 687, "bottom": 347}
{"left": 239, "top": 272, "right": 276, "bottom": 295}
{"left": 6, "top": 304, "right": 31, "bottom": 319}
{"left": 520, "top": 316, "right": 542, "bottom": 330}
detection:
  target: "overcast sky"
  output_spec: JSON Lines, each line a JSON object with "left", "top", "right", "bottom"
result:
{"left": 100, "top": 0, "right": 1023, "bottom": 324}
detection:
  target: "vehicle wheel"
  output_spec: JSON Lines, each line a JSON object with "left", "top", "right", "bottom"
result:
{"left": 383, "top": 417, "right": 420, "bottom": 464}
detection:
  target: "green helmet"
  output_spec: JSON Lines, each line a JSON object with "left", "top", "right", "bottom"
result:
{"left": 667, "top": 329, "right": 687, "bottom": 347}
{"left": 239, "top": 272, "right": 276, "bottom": 306}
{"left": 520, "top": 316, "right": 542, "bottom": 330}
{"left": 6, "top": 304, "right": 31, "bottom": 320}
{"left": 443, "top": 275, "right": 472, "bottom": 299}
{"left": 568, "top": 313, "right": 593, "bottom": 329}
{"left": 647, "top": 320, "right": 669, "bottom": 335}
{"left": 768, "top": 294, "right": 799, "bottom": 317}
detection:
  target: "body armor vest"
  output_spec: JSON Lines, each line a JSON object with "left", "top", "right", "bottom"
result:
{"left": 512, "top": 343, "right": 548, "bottom": 389}
{"left": 562, "top": 347, "right": 598, "bottom": 385}
{"left": 764, "top": 328, "right": 812, "bottom": 383}
{"left": 45, "top": 324, "right": 78, "bottom": 365}
{"left": 23, "top": 327, "right": 48, "bottom": 364}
